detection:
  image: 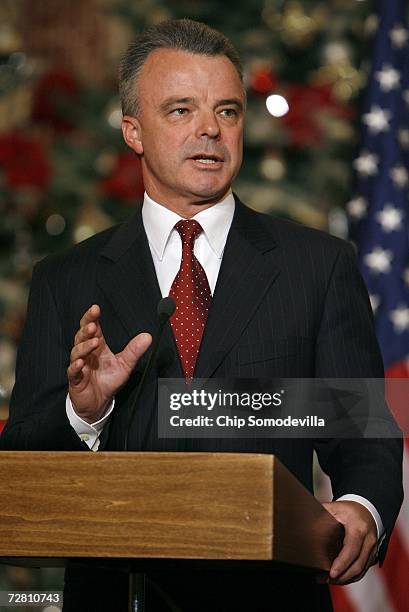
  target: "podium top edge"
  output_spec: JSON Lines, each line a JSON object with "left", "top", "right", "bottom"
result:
{"left": 0, "top": 451, "right": 277, "bottom": 461}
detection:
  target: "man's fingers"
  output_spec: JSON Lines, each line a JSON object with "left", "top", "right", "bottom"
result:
{"left": 118, "top": 333, "right": 152, "bottom": 370}
{"left": 67, "top": 358, "right": 85, "bottom": 385}
{"left": 330, "top": 537, "right": 377, "bottom": 584}
{"left": 74, "top": 322, "right": 98, "bottom": 345}
{"left": 79, "top": 304, "right": 101, "bottom": 328}
{"left": 329, "top": 528, "right": 364, "bottom": 579}
{"left": 70, "top": 337, "right": 99, "bottom": 363}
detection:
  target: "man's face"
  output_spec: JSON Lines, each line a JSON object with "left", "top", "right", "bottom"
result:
{"left": 122, "top": 48, "right": 245, "bottom": 214}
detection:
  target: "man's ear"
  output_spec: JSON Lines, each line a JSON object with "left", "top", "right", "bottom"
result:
{"left": 121, "top": 115, "right": 143, "bottom": 155}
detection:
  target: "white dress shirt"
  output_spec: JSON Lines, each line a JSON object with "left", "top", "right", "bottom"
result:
{"left": 66, "top": 190, "right": 384, "bottom": 544}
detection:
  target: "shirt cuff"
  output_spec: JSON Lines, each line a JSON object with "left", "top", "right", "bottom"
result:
{"left": 65, "top": 395, "right": 115, "bottom": 451}
{"left": 336, "top": 494, "right": 385, "bottom": 548}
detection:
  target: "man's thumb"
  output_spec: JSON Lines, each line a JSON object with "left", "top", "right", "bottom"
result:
{"left": 120, "top": 332, "right": 152, "bottom": 369}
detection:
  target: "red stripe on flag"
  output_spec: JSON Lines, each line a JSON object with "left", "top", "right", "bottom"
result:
{"left": 383, "top": 362, "right": 409, "bottom": 611}
{"left": 386, "top": 361, "right": 409, "bottom": 378}
{"left": 331, "top": 585, "right": 357, "bottom": 612}
{"left": 386, "top": 360, "right": 409, "bottom": 437}
{"left": 380, "top": 528, "right": 409, "bottom": 612}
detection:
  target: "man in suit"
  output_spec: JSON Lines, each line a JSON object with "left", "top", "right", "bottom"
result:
{"left": 1, "top": 18, "right": 403, "bottom": 612}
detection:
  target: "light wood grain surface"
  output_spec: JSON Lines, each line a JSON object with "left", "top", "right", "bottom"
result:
{"left": 0, "top": 452, "right": 343, "bottom": 570}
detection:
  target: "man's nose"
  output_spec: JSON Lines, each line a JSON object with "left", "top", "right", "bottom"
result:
{"left": 195, "top": 110, "right": 220, "bottom": 139}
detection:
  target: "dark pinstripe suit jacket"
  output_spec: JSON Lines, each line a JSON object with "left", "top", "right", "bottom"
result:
{"left": 1, "top": 196, "right": 403, "bottom": 565}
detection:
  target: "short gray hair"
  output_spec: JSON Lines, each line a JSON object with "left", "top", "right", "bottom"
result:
{"left": 119, "top": 18, "right": 243, "bottom": 117}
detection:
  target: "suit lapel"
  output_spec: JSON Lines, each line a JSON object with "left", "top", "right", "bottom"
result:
{"left": 97, "top": 207, "right": 182, "bottom": 377}
{"left": 98, "top": 208, "right": 161, "bottom": 335}
{"left": 195, "top": 197, "right": 280, "bottom": 378}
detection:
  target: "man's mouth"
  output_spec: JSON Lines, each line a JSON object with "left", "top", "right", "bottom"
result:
{"left": 189, "top": 154, "right": 223, "bottom": 165}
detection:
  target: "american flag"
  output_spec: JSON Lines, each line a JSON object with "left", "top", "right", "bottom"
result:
{"left": 332, "top": 1, "right": 409, "bottom": 610}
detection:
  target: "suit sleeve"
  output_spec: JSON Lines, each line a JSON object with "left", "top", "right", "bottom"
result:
{"left": 313, "top": 241, "right": 403, "bottom": 564}
{"left": 0, "top": 261, "right": 87, "bottom": 451}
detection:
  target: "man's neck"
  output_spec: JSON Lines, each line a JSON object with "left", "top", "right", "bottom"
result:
{"left": 143, "top": 189, "right": 232, "bottom": 218}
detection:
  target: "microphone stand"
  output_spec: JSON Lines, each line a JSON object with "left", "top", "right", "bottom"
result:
{"left": 124, "top": 297, "right": 175, "bottom": 452}
{"left": 124, "top": 298, "right": 175, "bottom": 612}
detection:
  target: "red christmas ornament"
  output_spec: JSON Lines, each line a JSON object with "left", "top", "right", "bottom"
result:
{"left": 282, "top": 83, "right": 352, "bottom": 147}
{"left": 31, "top": 67, "right": 79, "bottom": 133}
{"left": 99, "top": 152, "right": 144, "bottom": 204}
{"left": 250, "top": 68, "right": 278, "bottom": 94}
{"left": 0, "top": 131, "right": 52, "bottom": 191}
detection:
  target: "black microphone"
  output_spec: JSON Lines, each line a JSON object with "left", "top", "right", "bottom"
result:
{"left": 124, "top": 297, "right": 176, "bottom": 451}
{"left": 157, "top": 296, "right": 176, "bottom": 321}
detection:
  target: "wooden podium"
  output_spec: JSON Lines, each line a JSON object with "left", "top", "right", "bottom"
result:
{"left": 0, "top": 451, "right": 344, "bottom": 609}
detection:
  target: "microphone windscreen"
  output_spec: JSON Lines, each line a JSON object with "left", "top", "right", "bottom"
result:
{"left": 158, "top": 296, "right": 176, "bottom": 321}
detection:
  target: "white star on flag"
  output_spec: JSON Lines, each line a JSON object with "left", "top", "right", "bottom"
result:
{"left": 347, "top": 196, "right": 368, "bottom": 220}
{"left": 376, "top": 204, "right": 403, "bottom": 232}
{"left": 389, "top": 24, "right": 409, "bottom": 48}
{"left": 353, "top": 151, "right": 379, "bottom": 177}
{"left": 369, "top": 294, "right": 380, "bottom": 314}
{"left": 362, "top": 105, "right": 392, "bottom": 134}
{"left": 390, "top": 164, "right": 409, "bottom": 187}
{"left": 364, "top": 247, "right": 393, "bottom": 273}
{"left": 389, "top": 305, "right": 409, "bottom": 333}
{"left": 375, "top": 64, "right": 401, "bottom": 92}
{"left": 398, "top": 128, "right": 409, "bottom": 148}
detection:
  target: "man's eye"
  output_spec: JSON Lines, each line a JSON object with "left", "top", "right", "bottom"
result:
{"left": 220, "top": 108, "right": 237, "bottom": 117}
{"left": 173, "top": 108, "right": 188, "bottom": 115}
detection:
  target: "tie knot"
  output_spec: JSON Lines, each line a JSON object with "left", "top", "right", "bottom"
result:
{"left": 175, "top": 219, "right": 203, "bottom": 245}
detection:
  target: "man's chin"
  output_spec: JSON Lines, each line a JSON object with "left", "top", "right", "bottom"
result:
{"left": 187, "top": 184, "right": 231, "bottom": 206}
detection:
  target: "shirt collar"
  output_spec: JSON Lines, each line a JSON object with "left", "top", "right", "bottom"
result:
{"left": 142, "top": 191, "right": 235, "bottom": 261}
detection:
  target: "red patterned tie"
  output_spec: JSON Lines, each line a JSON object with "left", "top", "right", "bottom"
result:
{"left": 169, "top": 219, "right": 212, "bottom": 379}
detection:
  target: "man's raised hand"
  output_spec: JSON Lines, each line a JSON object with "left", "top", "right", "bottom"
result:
{"left": 67, "top": 304, "right": 152, "bottom": 423}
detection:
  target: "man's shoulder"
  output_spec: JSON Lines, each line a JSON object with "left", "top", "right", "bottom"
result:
{"left": 238, "top": 200, "right": 353, "bottom": 258}
{"left": 35, "top": 224, "right": 119, "bottom": 276}
{"left": 35, "top": 208, "right": 142, "bottom": 278}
